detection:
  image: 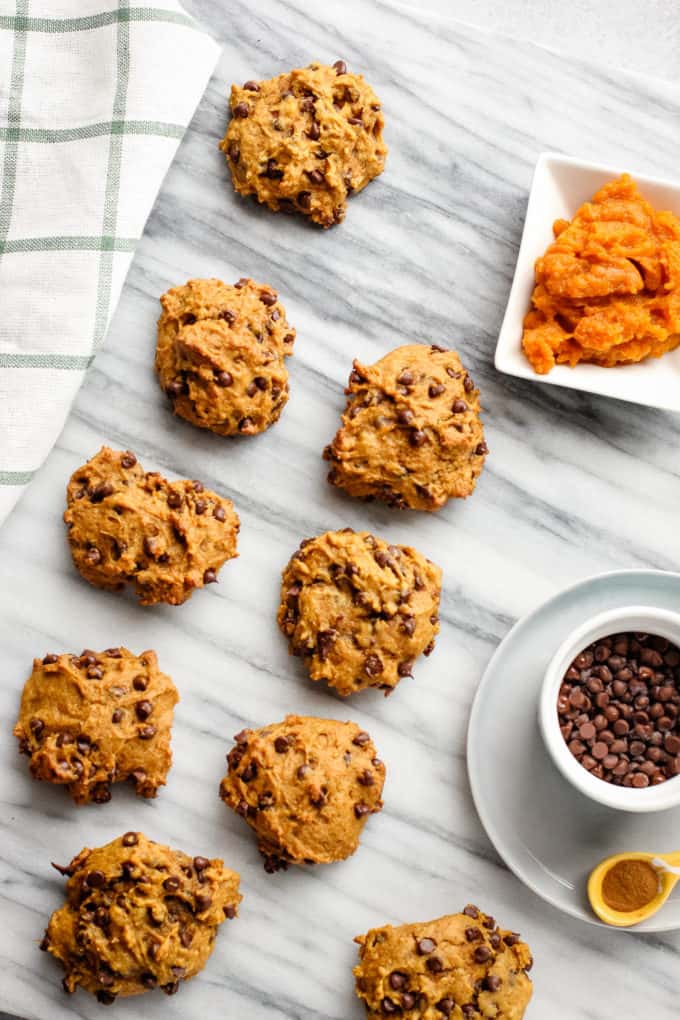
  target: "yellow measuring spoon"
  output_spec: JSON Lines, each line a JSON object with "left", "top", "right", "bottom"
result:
{"left": 588, "top": 851, "right": 680, "bottom": 927}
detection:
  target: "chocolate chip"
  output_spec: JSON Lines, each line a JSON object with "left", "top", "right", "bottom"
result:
{"left": 381, "top": 998, "right": 400, "bottom": 1015}
{"left": 121, "top": 832, "right": 138, "bottom": 846}
{"left": 416, "top": 937, "right": 437, "bottom": 955}
{"left": 86, "top": 870, "right": 106, "bottom": 888}
{"left": 484, "top": 976, "right": 502, "bottom": 992}
{"left": 274, "top": 736, "right": 290, "bottom": 753}
{"left": 389, "top": 971, "right": 408, "bottom": 990}
{"left": 203, "top": 568, "right": 217, "bottom": 584}
{"left": 307, "top": 121, "right": 321, "bottom": 141}
{"left": 353, "top": 731, "right": 370, "bottom": 746}
{"left": 195, "top": 892, "right": 212, "bottom": 911}
{"left": 429, "top": 383, "right": 445, "bottom": 397}
{"left": 195, "top": 499, "right": 207, "bottom": 515}
{"left": 42, "top": 653, "right": 59, "bottom": 665}
{"left": 354, "top": 802, "right": 371, "bottom": 818}
{"left": 364, "top": 653, "right": 384, "bottom": 677}
{"left": 233, "top": 101, "right": 249, "bottom": 118}
{"left": 193, "top": 856, "right": 210, "bottom": 872}
{"left": 398, "top": 661, "right": 414, "bottom": 677}
{"left": 138, "top": 725, "right": 156, "bottom": 740}
{"left": 475, "top": 441, "right": 489, "bottom": 455}
{"left": 451, "top": 399, "right": 468, "bottom": 413}
{"left": 215, "top": 370, "right": 233, "bottom": 387}
{"left": 135, "top": 700, "right": 153, "bottom": 720}
{"left": 85, "top": 546, "right": 101, "bottom": 564}
{"left": 162, "top": 981, "right": 180, "bottom": 996}
{"left": 297, "top": 190, "right": 312, "bottom": 209}
{"left": 426, "top": 956, "right": 444, "bottom": 973}
{"left": 121, "top": 452, "right": 137, "bottom": 468}
{"left": 167, "top": 490, "right": 183, "bottom": 509}
{"left": 243, "top": 80, "right": 260, "bottom": 91}
{"left": 474, "top": 945, "right": 491, "bottom": 963}
{"left": 436, "top": 999, "right": 455, "bottom": 1016}
{"left": 96, "top": 991, "right": 116, "bottom": 1005}
{"left": 213, "top": 505, "right": 227, "bottom": 521}
{"left": 306, "top": 168, "right": 325, "bottom": 185}
{"left": 410, "top": 429, "right": 427, "bottom": 447}
{"left": 180, "top": 927, "right": 193, "bottom": 947}
{"left": 241, "top": 761, "right": 258, "bottom": 782}
{"left": 357, "top": 769, "right": 374, "bottom": 786}
{"left": 111, "top": 709, "right": 123, "bottom": 723}
{"left": 333, "top": 60, "right": 347, "bottom": 74}
{"left": 90, "top": 481, "right": 113, "bottom": 502}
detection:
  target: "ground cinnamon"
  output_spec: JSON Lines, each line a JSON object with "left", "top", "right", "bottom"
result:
{"left": 601, "top": 859, "right": 659, "bottom": 913}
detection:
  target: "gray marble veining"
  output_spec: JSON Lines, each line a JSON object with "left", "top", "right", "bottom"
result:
{"left": 3, "top": 2, "right": 680, "bottom": 1018}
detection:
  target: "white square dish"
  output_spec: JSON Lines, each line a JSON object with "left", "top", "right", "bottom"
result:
{"left": 495, "top": 152, "right": 680, "bottom": 411}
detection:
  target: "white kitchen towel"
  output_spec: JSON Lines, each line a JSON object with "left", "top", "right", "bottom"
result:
{"left": 0, "top": 1, "right": 220, "bottom": 523}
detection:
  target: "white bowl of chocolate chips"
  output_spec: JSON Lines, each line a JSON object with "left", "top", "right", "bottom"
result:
{"left": 540, "top": 606, "right": 680, "bottom": 813}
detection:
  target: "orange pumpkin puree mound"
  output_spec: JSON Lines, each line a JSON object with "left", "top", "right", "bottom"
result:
{"left": 521, "top": 174, "right": 680, "bottom": 374}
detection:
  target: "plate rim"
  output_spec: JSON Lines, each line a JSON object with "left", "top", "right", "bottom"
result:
{"left": 466, "top": 567, "right": 680, "bottom": 932}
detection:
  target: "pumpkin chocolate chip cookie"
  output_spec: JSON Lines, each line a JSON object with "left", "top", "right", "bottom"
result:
{"left": 324, "top": 344, "right": 488, "bottom": 511}
{"left": 277, "top": 529, "right": 442, "bottom": 696}
{"left": 14, "top": 648, "right": 178, "bottom": 804}
{"left": 64, "top": 447, "right": 239, "bottom": 606}
{"left": 156, "top": 277, "right": 296, "bottom": 435}
{"left": 219, "top": 714, "right": 385, "bottom": 872}
{"left": 220, "top": 61, "right": 387, "bottom": 227}
{"left": 41, "top": 832, "right": 241, "bottom": 1003}
{"left": 354, "top": 906, "right": 534, "bottom": 1019}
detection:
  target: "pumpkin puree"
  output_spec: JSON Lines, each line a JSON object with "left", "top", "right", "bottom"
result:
{"left": 521, "top": 174, "right": 680, "bottom": 374}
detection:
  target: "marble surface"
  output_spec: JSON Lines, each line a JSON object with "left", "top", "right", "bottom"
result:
{"left": 3, "top": 1, "right": 680, "bottom": 1018}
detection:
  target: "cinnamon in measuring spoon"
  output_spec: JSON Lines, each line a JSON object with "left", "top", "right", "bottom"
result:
{"left": 601, "top": 859, "right": 660, "bottom": 913}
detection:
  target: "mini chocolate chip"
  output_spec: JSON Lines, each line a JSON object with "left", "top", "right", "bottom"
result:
{"left": 416, "top": 937, "right": 437, "bottom": 955}
{"left": 451, "top": 399, "right": 468, "bottom": 413}
{"left": 475, "top": 441, "right": 489, "bottom": 455}
{"left": 162, "top": 981, "right": 180, "bottom": 996}
{"left": 121, "top": 452, "right": 137, "bottom": 468}
{"left": 297, "top": 764, "right": 311, "bottom": 779}
{"left": 429, "top": 383, "right": 445, "bottom": 397}
{"left": 474, "top": 945, "right": 491, "bottom": 963}
{"left": 133, "top": 674, "right": 148, "bottom": 691}
{"left": 42, "top": 653, "right": 59, "bottom": 665}
{"left": 180, "top": 928, "right": 193, "bottom": 947}
{"left": 138, "top": 725, "right": 156, "bottom": 740}
{"left": 203, "top": 568, "right": 217, "bottom": 584}
{"left": 86, "top": 870, "right": 106, "bottom": 888}
{"left": 306, "top": 168, "right": 325, "bottom": 185}
{"left": 90, "top": 481, "right": 113, "bottom": 502}
{"left": 241, "top": 761, "right": 258, "bottom": 782}
{"left": 410, "top": 429, "right": 427, "bottom": 446}
{"left": 193, "top": 856, "right": 210, "bottom": 872}
{"left": 484, "top": 976, "right": 502, "bottom": 992}
{"left": 233, "top": 101, "right": 249, "bottom": 118}
{"left": 195, "top": 499, "right": 207, "bottom": 515}
{"left": 381, "top": 998, "right": 400, "bottom": 1015}
{"left": 243, "top": 80, "right": 260, "bottom": 91}
{"left": 463, "top": 374, "right": 474, "bottom": 392}
{"left": 85, "top": 547, "right": 102, "bottom": 564}
{"left": 111, "top": 709, "right": 123, "bottom": 723}
{"left": 195, "top": 892, "right": 212, "bottom": 911}
{"left": 426, "top": 956, "right": 444, "bottom": 973}
{"left": 297, "top": 190, "right": 312, "bottom": 209}
{"left": 274, "top": 736, "right": 290, "bottom": 753}
{"left": 436, "top": 1000, "right": 455, "bottom": 1017}
{"left": 353, "top": 731, "right": 370, "bottom": 746}
{"left": 389, "top": 971, "right": 408, "bottom": 990}
{"left": 333, "top": 60, "right": 347, "bottom": 74}
{"left": 121, "top": 832, "right": 138, "bottom": 846}
{"left": 213, "top": 505, "right": 227, "bottom": 521}
{"left": 259, "top": 291, "right": 277, "bottom": 307}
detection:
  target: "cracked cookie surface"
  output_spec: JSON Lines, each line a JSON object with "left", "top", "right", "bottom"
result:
{"left": 354, "top": 906, "right": 533, "bottom": 1019}
{"left": 156, "top": 277, "right": 296, "bottom": 436}
{"left": 219, "top": 714, "right": 384, "bottom": 871}
{"left": 220, "top": 61, "right": 387, "bottom": 228}
{"left": 42, "top": 832, "right": 241, "bottom": 1003}
{"left": 324, "top": 344, "right": 488, "bottom": 511}
{"left": 64, "top": 447, "right": 239, "bottom": 606}
{"left": 277, "top": 529, "right": 441, "bottom": 696}
{"left": 14, "top": 648, "right": 178, "bottom": 805}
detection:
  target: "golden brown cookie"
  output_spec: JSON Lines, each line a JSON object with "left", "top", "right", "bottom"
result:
{"left": 277, "top": 529, "right": 442, "bottom": 697}
{"left": 354, "top": 905, "right": 533, "bottom": 1019}
{"left": 155, "top": 277, "right": 296, "bottom": 436}
{"left": 64, "top": 447, "right": 239, "bottom": 606}
{"left": 324, "top": 344, "right": 488, "bottom": 511}
{"left": 220, "top": 61, "right": 387, "bottom": 228}
{"left": 14, "top": 648, "right": 178, "bottom": 804}
{"left": 41, "top": 832, "right": 241, "bottom": 1003}
{"left": 219, "top": 714, "right": 384, "bottom": 872}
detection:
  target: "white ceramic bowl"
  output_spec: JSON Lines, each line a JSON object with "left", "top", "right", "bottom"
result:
{"left": 539, "top": 606, "right": 680, "bottom": 812}
{"left": 495, "top": 152, "right": 680, "bottom": 412}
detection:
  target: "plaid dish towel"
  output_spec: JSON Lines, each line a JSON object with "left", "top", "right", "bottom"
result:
{"left": 0, "top": 1, "right": 220, "bottom": 523}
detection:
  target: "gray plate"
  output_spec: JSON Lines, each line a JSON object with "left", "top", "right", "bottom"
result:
{"left": 467, "top": 569, "right": 680, "bottom": 932}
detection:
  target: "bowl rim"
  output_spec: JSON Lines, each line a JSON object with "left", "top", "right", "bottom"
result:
{"left": 539, "top": 605, "right": 680, "bottom": 813}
